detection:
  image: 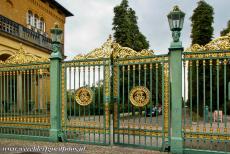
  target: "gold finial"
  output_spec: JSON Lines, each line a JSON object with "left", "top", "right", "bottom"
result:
{"left": 173, "top": 5, "right": 180, "bottom": 11}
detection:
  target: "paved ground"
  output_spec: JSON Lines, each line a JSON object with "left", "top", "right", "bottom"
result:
{"left": 0, "top": 139, "right": 167, "bottom": 154}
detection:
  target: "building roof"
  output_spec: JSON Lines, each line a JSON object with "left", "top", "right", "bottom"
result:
{"left": 45, "top": 0, "right": 74, "bottom": 17}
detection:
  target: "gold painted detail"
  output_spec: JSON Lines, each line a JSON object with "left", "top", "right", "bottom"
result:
{"left": 0, "top": 123, "right": 50, "bottom": 129}
{"left": 63, "top": 127, "right": 108, "bottom": 134}
{"left": 184, "top": 132, "right": 230, "bottom": 141}
{"left": 0, "top": 44, "right": 49, "bottom": 65}
{"left": 114, "top": 129, "right": 167, "bottom": 137}
{"left": 129, "top": 86, "right": 150, "bottom": 107}
{"left": 75, "top": 87, "right": 94, "bottom": 106}
{"left": 184, "top": 52, "right": 230, "bottom": 59}
{"left": 74, "top": 36, "right": 155, "bottom": 60}
{"left": 186, "top": 32, "right": 230, "bottom": 52}
{"left": 163, "top": 63, "right": 169, "bottom": 132}
{"left": 121, "top": 123, "right": 162, "bottom": 130}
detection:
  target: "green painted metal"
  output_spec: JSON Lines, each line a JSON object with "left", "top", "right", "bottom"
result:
{"left": 183, "top": 53, "right": 230, "bottom": 153}
{"left": 113, "top": 55, "right": 170, "bottom": 151}
{"left": 60, "top": 60, "right": 111, "bottom": 145}
{"left": 169, "top": 41, "right": 183, "bottom": 154}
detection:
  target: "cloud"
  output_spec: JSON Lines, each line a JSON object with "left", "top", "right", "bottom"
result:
{"left": 56, "top": 0, "right": 230, "bottom": 57}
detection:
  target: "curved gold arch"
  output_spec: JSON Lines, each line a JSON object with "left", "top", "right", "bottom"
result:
{"left": 74, "top": 35, "right": 155, "bottom": 60}
{"left": 186, "top": 32, "right": 230, "bottom": 52}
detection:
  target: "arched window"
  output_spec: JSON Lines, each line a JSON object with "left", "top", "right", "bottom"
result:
{"left": 27, "top": 10, "right": 33, "bottom": 25}
{"left": 34, "top": 14, "right": 39, "bottom": 28}
{"left": 39, "top": 17, "right": 45, "bottom": 32}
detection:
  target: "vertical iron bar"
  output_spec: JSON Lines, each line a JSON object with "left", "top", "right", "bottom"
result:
{"left": 196, "top": 60, "right": 199, "bottom": 131}
{"left": 138, "top": 64, "right": 141, "bottom": 145}
{"left": 217, "top": 59, "right": 220, "bottom": 130}
{"left": 93, "top": 65, "right": 96, "bottom": 143}
{"left": 133, "top": 65, "right": 135, "bottom": 144}
{"left": 122, "top": 66, "right": 125, "bottom": 144}
{"left": 144, "top": 64, "right": 147, "bottom": 146}
{"left": 210, "top": 60, "right": 213, "bottom": 130}
{"left": 203, "top": 60, "right": 206, "bottom": 130}
{"left": 127, "top": 65, "right": 130, "bottom": 144}
{"left": 156, "top": 63, "right": 159, "bottom": 147}
{"left": 98, "top": 65, "right": 101, "bottom": 142}
{"left": 149, "top": 64, "right": 153, "bottom": 146}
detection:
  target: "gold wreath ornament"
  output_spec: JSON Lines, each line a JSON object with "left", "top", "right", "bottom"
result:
{"left": 75, "top": 87, "right": 94, "bottom": 106}
{"left": 129, "top": 86, "right": 150, "bottom": 107}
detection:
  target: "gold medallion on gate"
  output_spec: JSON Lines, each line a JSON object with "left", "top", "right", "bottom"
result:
{"left": 75, "top": 87, "right": 93, "bottom": 106}
{"left": 129, "top": 86, "right": 150, "bottom": 107}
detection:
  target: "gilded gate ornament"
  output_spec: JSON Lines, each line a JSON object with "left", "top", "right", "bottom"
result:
{"left": 129, "top": 86, "right": 150, "bottom": 107}
{"left": 73, "top": 35, "right": 155, "bottom": 60}
{"left": 185, "top": 32, "right": 230, "bottom": 52}
{"left": 0, "top": 44, "right": 49, "bottom": 65}
{"left": 75, "top": 87, "right": 93, "bottom": 106}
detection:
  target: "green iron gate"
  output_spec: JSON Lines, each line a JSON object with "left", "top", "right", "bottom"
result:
{"left": 61, "top": 58, "right": 111, "bottom": 144}
{"left": 112, "top": 55, "right": 170, "bottom": 150}
{"left": 59, "top": 38, "right": 170, "bottom": 150}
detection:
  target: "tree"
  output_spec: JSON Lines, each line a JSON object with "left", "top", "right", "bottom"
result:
{"left": 191, "top": 0, "right": 214, "bottom": 45}
{"left": 221, "top": 20, "right": 230, "bottom": 36}
{"left": 189, "top": 1, "right": 214, "bottom": 117}
{"left": 112, "top": 0, "right": 149, "bottom": 51}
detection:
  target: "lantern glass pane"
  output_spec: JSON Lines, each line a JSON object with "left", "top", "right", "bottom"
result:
{"left": 168, "top": 18, "right": 173, "bottom": 29}
{"left": 179, "top": 17, "right": 184, "bottom": 29}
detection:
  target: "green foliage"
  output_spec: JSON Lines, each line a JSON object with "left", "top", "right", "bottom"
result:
{"left": 220, "top": 20, "right": 230, "bottom": 36}
{"left": 191, "top": 0, "right": 214, "bottom": 45}
{"left": 112, "top": 0, "right": 149, "bottom": 51}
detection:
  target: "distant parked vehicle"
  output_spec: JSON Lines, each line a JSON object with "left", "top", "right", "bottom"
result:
{"left": 146, "top": 105, "right": 162, "bottom": 117}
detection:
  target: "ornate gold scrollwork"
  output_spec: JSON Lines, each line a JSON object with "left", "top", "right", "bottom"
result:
{"left": 186, "top": 32, "right": 230, "bottom": 52}
{"left": 75, "top": 87, "right": 94, "bottom": 106}
{"left": 129, "top": 86, "right": 150, "bottom": 107}
{"left": 73, "top": 35, "right": 155, "bottom": 60}
{"left": 0, "top": 44, "right": 49, "bottom": 65}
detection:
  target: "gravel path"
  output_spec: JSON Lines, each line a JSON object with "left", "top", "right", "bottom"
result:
{"left": 0, "top": 139, "right": 167, "bottom": 154}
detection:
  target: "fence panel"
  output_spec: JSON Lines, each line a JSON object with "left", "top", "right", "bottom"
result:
{"left": 113, "top": 55, "right": 170, "bottom": 150}
{"left": 183, "top": 51, "right": 230, "bottom": 153}
{"left": 0, "top": 63, "right": 50, "bottom": 140}
{"left": 61, "top": 59, "right": 111, "bottom": 145}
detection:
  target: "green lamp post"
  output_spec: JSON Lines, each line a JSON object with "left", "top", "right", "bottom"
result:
{"left": 167, "top": 5, "right": 185, "bottom": 154}
{"left": 49, "top": 23, "right": 63, "bottom": 142}
{"left": 167, "top": 5, "right": 185, "bottom": 49}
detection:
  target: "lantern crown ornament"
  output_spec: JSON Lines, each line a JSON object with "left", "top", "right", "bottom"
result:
{"left": 167, "top": 5, "right": 185, "bottom": 49}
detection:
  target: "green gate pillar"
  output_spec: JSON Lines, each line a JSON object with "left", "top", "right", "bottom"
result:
{"left": 169, "top": 44, "right": 183, "bottom": 154}
{"left": 49, "top": 23, "right": 63, "bottom": 142}
{"left": 167, "top": 6, "right": 185, "bottom": 154}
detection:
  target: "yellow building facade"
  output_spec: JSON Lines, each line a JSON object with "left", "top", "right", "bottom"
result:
{"left": 0, "top": 0, "right": 73, "bottom": 60}
{"left": 0, "top": 0, "right": 72, "bottom": 113}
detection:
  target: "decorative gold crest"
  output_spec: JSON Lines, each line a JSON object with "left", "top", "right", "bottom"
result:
{"left": 129, "top": 86, "right": 150, "bottom": 107}
{"left": 75, "top": 87, "right": 93, "bottom": 106}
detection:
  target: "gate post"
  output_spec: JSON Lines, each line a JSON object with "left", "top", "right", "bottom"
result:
{"left": 49, "top": 24, "right": 63, "bottom": 142}
{"left": 169, "top": 41, "right": 183, "bottom": 154}
{"left": 167, "top": 6, "right": 185, "bottom": 154}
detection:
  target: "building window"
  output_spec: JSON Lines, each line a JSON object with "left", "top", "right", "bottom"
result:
{"left": 27, "top": 10, "right": 33, "bottom": 25}
{"left": 34, "top": 14, "right": 39, "bottom": 28}
{"left": 26, "top": 11, "right": 46, "bottom": 34}
{"left": 39, "top": 17, "right": 45, "bottom": 32}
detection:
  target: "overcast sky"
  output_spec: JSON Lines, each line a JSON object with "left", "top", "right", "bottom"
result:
{"left": 56, "top": 0, "right": 230, "bottom": 58}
